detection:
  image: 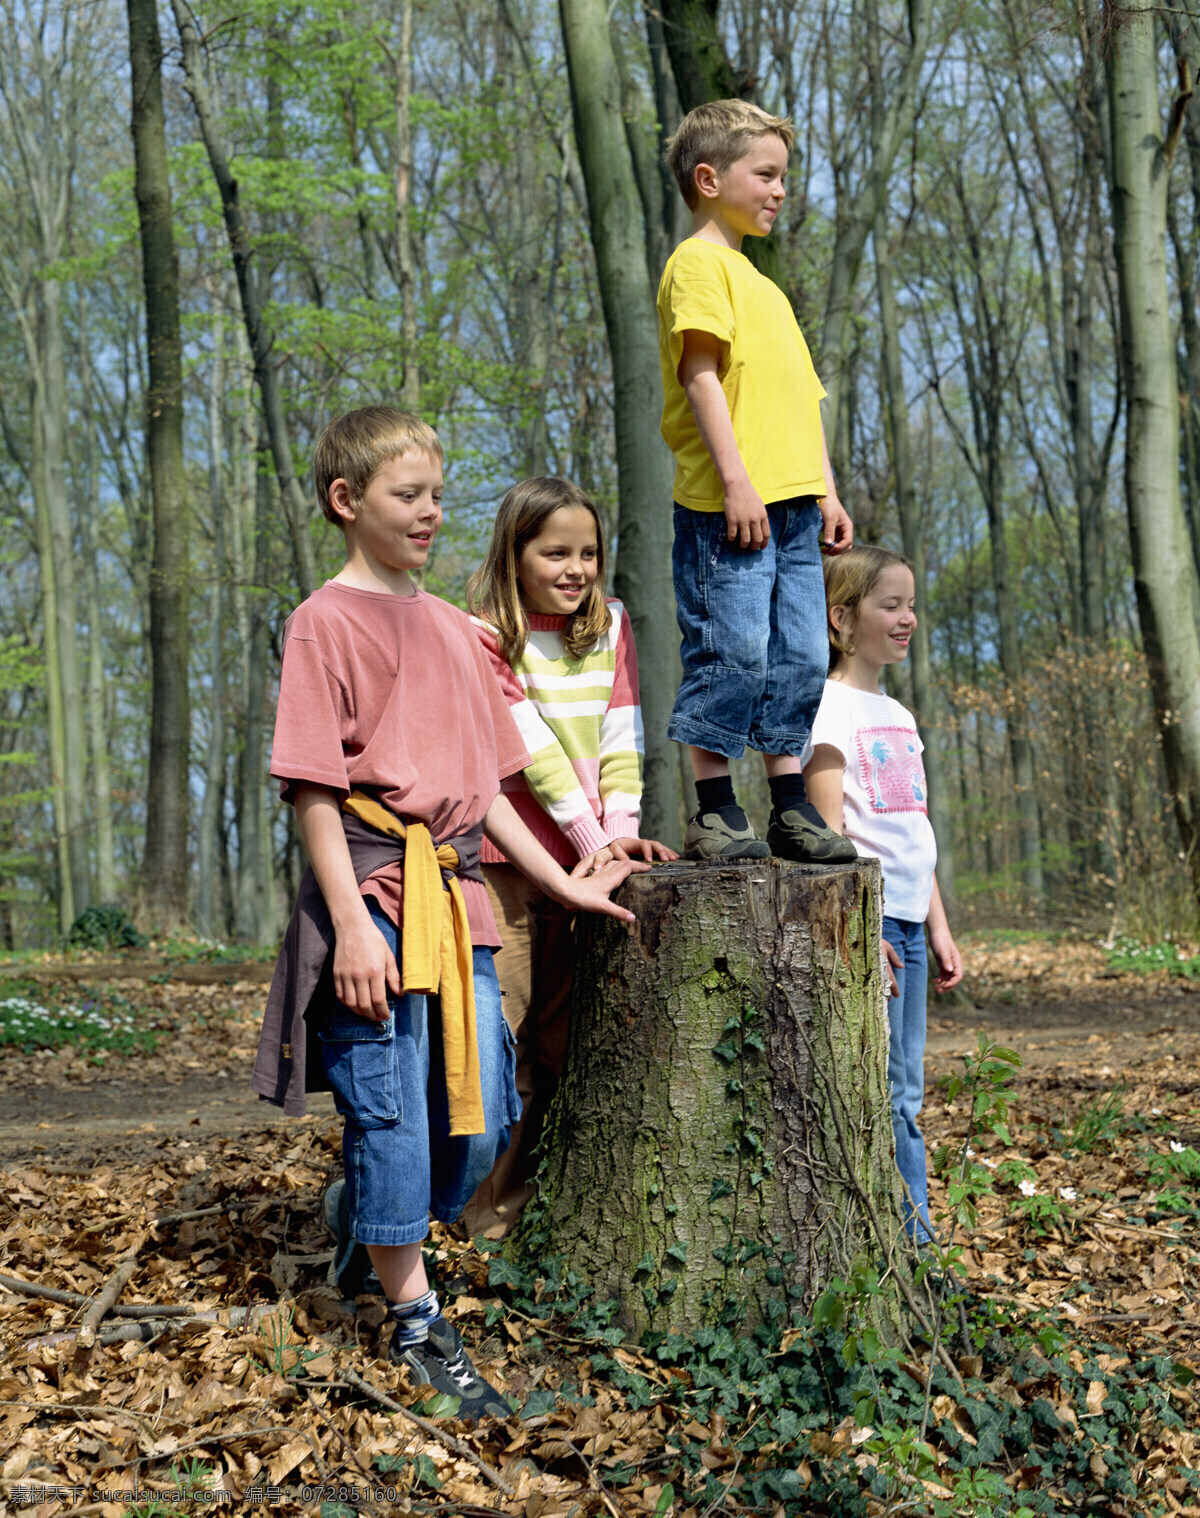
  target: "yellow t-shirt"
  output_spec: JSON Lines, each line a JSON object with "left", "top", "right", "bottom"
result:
{"left": 657, "top": 238, "right": 828, "bottom": 511}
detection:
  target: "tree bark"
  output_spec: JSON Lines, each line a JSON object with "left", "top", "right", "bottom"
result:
{"left": 520, "top": 859, "right": 903, "bottom": 1334}
{"left": 128, "top": 0, "right": 191, "bottom": 931}
{"left": 1106, "top": 0, "right": 1200, "bottom": 906}
{"left": 558, "top": 0, "right": 681, "bottom": 845}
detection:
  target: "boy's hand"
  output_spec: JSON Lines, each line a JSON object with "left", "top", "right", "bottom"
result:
{"left": 929, "top": 928, "right": 963, "bottom": 993}
{"left": 332, "top": 912, "right": 401, "bottom": 1022}
{"left": 724, "top": 476, "right": 771, "bottom": 549}
{"left": 559, "top": 858, "right": 650, "bottom": 922}
{"left": 609, "top": 836, "right": 679, "bottom": 863}
{"left": 817, "top": 494, "right": 854, "bottom": 554}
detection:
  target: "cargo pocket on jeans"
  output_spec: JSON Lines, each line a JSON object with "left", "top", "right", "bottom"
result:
{"left": 318, "top": 1009, "right": 401, "bottom": 1129}
{"left": 500, "top": 1015, "right": 522, "bottom": 1126}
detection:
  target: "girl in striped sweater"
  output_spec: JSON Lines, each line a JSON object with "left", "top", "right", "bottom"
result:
{"left": 459, "top": 477, "right": 677, "bottom": 1238}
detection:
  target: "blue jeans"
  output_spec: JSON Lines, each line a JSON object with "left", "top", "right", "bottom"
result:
{"left": 319, "top": 900, "right": 521, "bottom": 1246}
{"left": 881, "top": 916, "right": 932, "bottom": 1242}
{"left": 668, "top": 498, "right": 829, "bottom": 758}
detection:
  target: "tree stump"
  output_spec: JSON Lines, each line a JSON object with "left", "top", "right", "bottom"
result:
{"left": 516, "top": 858, "right": 904, "bottom": 1335}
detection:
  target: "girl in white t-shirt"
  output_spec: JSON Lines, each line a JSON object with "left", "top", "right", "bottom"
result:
{"left": 803, "top": 545, "right": 963, "bottom": 1242}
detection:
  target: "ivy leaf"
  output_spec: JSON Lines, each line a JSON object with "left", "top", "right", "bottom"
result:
{"left": 708, "top": 1177, "right": 734, "bottom": 1202}
{"left": 666, "top": 1241, "right": 689, "bottom": 1265}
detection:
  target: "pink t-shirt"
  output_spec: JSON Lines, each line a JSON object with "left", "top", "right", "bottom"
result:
{"left": 270, "top": 581, "right": 531, "bottom": 947}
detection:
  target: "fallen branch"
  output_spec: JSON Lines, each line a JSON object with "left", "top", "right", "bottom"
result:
{"left": 25, "top": 1303, "right": 271, "bottom": 1353}
{"left": 335, "top": 1367, "right": 515, "bottom": 1497}
{"left": 0, "top": 1271, "right": 199, "bottom": 1318}
{"left": 72, "top": 1238, "right": 145, "bottom": 1371}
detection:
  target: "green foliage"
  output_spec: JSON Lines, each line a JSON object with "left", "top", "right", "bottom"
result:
{"left": 128, "top": 1458, "right": 220, "bottom": 1516}
{"left": 1147, "top": 1143, "right": 1200, "bottom": 1213}
{"left": 1106, "top": 935, "right": 1200, "bottom": 978}
{"left": 375, "top": 1451, "right": 442, "bottom": 1490}
{"left": 0, "top": 984, "right": 160, "bottom": 1058}
{"left": 1058, "top": 1084, "right": 1128, "bottom": 1153}
{"left": 66, "top": 903, "right": 146, "bottom": 951}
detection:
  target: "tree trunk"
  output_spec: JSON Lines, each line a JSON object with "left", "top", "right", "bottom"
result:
{"left": 392, "top": 0, "right": 419, "bottom": 410}
{"left": 1106, "top": 0, "right": 1200, "bottom": 907}
{"left": 236, "top": 428, "right": 274, "bottom": 942}
{"left": 128, "top": 0, "right": 191, "bottom": 932}
{"left": 77, "top": 290, "right": 118, "bottom": 904}
{"left": 30, "top": 380, "right": 74, "bottom": 932}
{"left": 820, "top": 0, "right": 931, "bottom": 475}
{"left": 519, "top": 859, "right": 903, "bottom": 1334}
{"left": 197, "top": 297, "right": 226, "bottom": 939}
{"left": 559, "top": 0, "right": 681, "bottom": 845}
{"left": 170, "top": 0, "right": 316, "bottom": 600}
{"left": 42, "top": 276, "right": 90, "bottom": 918}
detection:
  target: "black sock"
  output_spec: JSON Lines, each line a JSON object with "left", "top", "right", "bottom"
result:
{"left": 768, "top": 772, "right": 807, "bottom": 814}
{"left": 696, "top": 775, "right": 737, "bottom": 815}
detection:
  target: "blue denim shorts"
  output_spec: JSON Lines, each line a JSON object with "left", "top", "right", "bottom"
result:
{"left": 667, "top": 498, "right": 829, "bottom": 758}
{"left": 319, "top": 900, "right": 521, "bottom": 1246}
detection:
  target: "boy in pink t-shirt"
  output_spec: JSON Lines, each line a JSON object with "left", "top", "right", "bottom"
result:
{"left": 254, "top": 407, "right": 643, "bottom": 1420}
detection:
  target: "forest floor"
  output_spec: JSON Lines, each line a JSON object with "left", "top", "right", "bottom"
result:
{"left": 0, "top": 933, "right": 1196, "bottom": 1517}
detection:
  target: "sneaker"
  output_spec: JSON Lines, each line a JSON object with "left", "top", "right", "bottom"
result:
{"left": 323, "top": 1179, "right": 381, "bottom": 1298}
{"left": 389, "top": 1314, "right": 511, "bottom": 1421}
{"left": 683, "top": 807, "right": 771, "bottom": 861}
{"left": 766, "top": 803, "right": 858, "bottom": 864}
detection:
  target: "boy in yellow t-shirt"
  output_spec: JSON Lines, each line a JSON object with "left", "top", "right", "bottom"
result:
{"left": 658, "top": 99, "right": 858, "bottom": 864}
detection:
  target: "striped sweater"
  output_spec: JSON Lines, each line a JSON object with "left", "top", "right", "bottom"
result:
{"left": 472, "top": 601, "right": 644, "bottom": 867}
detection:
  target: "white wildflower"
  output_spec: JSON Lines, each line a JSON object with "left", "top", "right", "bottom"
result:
{"left": 1059, "top": 1187, "right": 1077, "bottom": 1201}
{"left": 1151, "top": 1108, "right": 1162, "bottom": 1116}
{"left": 1170, "top": 1140, "right": 1187, "bottom": 1154}
{"left": 979, "top": 1157, "right": 998, "bottom": 1170}
{"left": 1019, "top": 1179, "right": 1038, "bottom": 1197}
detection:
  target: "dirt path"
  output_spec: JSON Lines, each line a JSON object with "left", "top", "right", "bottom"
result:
{"left": 3, "top": 941, "right": 1197, "bottom": 1170}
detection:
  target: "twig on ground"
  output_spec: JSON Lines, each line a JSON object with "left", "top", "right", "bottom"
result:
{"left": 556, "top": 1433, "right": 628, "bottom": 1518}
{"left": 72, "top": 1243, "right": 143, "bottom": 1370}
{"left": 0, "top": 1270, "right": 197, "bottom": 1317}
{"left": 25, "top": 1303, "right": 270, "bottom": 1352}
{"left": 335, "top": 1366, "right": 515, "bottom": 1497}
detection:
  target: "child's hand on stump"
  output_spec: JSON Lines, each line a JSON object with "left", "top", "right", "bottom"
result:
{"left": 559, "top": 858, "right": 649, "bottom": 923}
{"left": 608, "top": 836, "right": 679, "bottom": 864}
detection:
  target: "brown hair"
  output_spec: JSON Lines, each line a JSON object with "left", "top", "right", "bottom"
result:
{"left": 665, "top": 99, "right": 795, "bottom": 209}
{"left": 312, "top": 406, "right": 443, "bottom": 524}
{"left": 468, "top": 477, "right": 612, "bottom": 664}
{"left": 824, "top": 545, "right": 914, "bottom": 662}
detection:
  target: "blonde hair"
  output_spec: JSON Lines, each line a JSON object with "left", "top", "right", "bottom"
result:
{"left": 468, "top": 477, "right": 612, "bottom": 664}
{"left": 824, "top": 545, "right": 914, "bottom": 662}
{"left": 313, "top": 406, "right": 443, "bottom": 524}
{"left": 666, "top": 99, "right": 795, "bottom": 209}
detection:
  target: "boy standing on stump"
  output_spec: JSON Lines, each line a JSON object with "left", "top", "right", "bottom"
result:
{"left": 658, "top": 100, "right": 858, "bottom": 864}
{"left": 253, "top": 407, "right": 642, "bottom": 1420}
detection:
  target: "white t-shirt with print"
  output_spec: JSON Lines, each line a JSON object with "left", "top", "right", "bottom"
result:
{"left": 804, "top": 678, "right": 937, "bottom": 922}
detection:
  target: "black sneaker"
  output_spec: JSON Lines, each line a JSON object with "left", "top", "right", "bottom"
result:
{"left": 323, "top": 1179, "right": 381, "bottom": 1298}
{"left": 766, "top": 803, "right": 858, "bottom": 864}
{"left": 389, "top": 1314, "right": 511, "bottom": 1422}
{"left": 683, "top": 806, "right": 771, "bottom": 861}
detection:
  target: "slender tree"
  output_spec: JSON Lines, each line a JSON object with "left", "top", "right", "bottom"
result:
{"left": 1105, "top": 0, "right": 1200, "bottom": 905}
{"left": 558, "top": 0, "right": 680, "bottom": 842}
{"left": 127, "top": 0, "right": 190, "bottom": 930}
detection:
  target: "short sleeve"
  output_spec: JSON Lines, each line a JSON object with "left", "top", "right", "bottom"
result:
{"left": 270, "top": 632, "right": 353, "bottom": 803}
{"left": 807, "top": 686, "right": 855, "bottom": 763}
{"left": 662, "top": 245, "right": 735, "bottom": 382}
